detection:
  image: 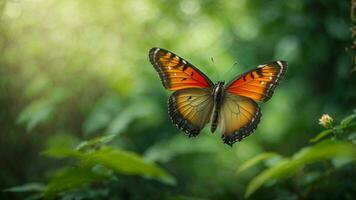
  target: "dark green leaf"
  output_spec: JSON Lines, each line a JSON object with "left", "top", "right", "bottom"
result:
{"left": 43, "top": 166, "right": 110, "bottom": 199}
{"left": 43, "top": 146, "right": 175, "bottom": 185}
{"left": 309, "top": 129, "right": 333, "bottom": 143}
{"left": 245, "top": 140, "right": 356, "bottom": 197}
{"left": 340, "top": 113, "right": 356, "bottom": 129}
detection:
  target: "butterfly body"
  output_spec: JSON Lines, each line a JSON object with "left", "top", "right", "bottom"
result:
{"left": 210, "top": 81, "right": 225, "bottom": 133}
{"left": 149, "top": 47, "right": 287, "bottom": 146}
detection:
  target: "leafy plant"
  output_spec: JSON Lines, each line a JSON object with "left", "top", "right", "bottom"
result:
{"left": 238, "top": 111, "right": 356, "bottom": 198}
{"left": 6, "top": 135, "right": 175, "bottom": 199}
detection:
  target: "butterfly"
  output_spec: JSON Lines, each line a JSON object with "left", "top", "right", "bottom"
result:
{"left": 149, "top": 47, "right": 287, "bottom": 146}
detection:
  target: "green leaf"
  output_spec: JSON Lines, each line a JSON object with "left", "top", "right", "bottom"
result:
{"left": 340, "top": 113, "right": 356, "bottom": 129}
{"left": 42, "top": 147, "right": 82, "bottom": 158}
{"left": 43, "top": 146, "right": 176, "bottom": 185}
{"left": 309, "top": 129, "right": 333, "bottom": 143}
{"left": 75, "top": 134, "right": 117, "bottom": 151}
{"left": 245, "top": 140, "right": 356, "bottom": 197}
{"left": 83, "top": 147, "right": 176, "bottom": 185}
{"left": 4, "top": 183, "right": 45, "bottom": 193}
{"left": 43, "top": 166, "right": 110, "bottom": 199}
{"left": 236, "top": 152, "right": 280, "bottom": 175}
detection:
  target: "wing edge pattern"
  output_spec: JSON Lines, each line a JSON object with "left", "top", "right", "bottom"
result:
{"left": 168, "top": 90, "right": 212, "bottom": 137}
{"left": 222, "top": 103, "right": 262, "bottom": 146}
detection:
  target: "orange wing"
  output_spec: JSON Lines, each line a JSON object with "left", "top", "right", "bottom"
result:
{"left": 149, "top": 48, "right": 214, "bottom": 91}
{"left": 219, "top": 93, "right": 261, "bottom": 146}
{"left": 168, "top": 88, "right": 214, "bottom": 137}
{"left": 225, "top": 61, "right": 288, "bottom": 103}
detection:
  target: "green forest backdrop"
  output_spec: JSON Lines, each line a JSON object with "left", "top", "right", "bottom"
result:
{"left": 1, "top": 0, "right": 355, "bottom": 199}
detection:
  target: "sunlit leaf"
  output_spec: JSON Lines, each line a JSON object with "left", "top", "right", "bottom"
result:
{"left": 4, "top": 183, "right": 45, "bottom": 193}
{"left": 236, "top": 152, "right": 280, "bottom": 175}
{"left": 83, "top": 147, "right": 176, "bottom": 185}
{"left": 43, "top": 166, "right": 110, "bottom": 199}
{"left": 45, "top": 133, "right": 79, "bottom": 150}
{"left": 76, "top": 134, "right": 117, "bottom": 151}
{"left": 42, "top": 147, "right": 82, "bottom": 158}
{"left": 43, "top": 146, "right": 175, "bottom": 185}
{"left": 309, "top": 129, "right": 333, "bottom": 143}
{"left": 245, "top": 140, "right": 356, "bottom": 197}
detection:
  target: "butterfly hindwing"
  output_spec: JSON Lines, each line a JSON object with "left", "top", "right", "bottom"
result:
{"left": 226, "top": 61, "right": 288, "bottom": 103}
{"left": 168, "top": 88, "right": 214, "bottom": 137}
{"left": 149, "top": 48, "right": 214, "bottom": 91}
{"left": 219, "top": 93, "right": 262, "bottom": 146}
{"left": 149, "top": 48, "right": 287, "bottom": 146}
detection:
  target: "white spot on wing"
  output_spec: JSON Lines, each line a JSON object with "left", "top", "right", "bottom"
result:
{"left": 277, "top": 61, "right": 283, "bottom": 67}
{"left": 276, "top": 61, "right": 284, "bottom": 79}
{"left": 154, "top": 48, "right": 160, "bottom": 56}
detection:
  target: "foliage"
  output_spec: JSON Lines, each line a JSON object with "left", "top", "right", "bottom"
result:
{"left": 1, "top": 0, "right": 355, "bottom": 200}
{"left": 6, "top": 135, "right": 174, "bottom": 199}
{"left": 239, "top": 111, "right": 356, "bottom": 198}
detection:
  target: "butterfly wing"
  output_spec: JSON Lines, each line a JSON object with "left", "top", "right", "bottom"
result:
{"left": 168, "top": 88, "right": 213, "bottom": 137}
{"left": 225, "top": 61, "right": 288, "bottom": 103}
{"left": 149, "top": 48, "right": 214, "bottom": 91}
{"left": 219, "top": 93, "right": 261, "bottom": 146}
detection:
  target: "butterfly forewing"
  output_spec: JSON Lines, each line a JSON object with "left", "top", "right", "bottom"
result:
{"left": 219, "top": 93, "right": 261, "bottom": 145}
{"left": 149, "top": 47, "right": 287, "bottom": 146}
{"left": 149, "top": 48, "right": 214, "bottom": 91}
{"left": 168, "top": 88, "right": 214, "bottom": 137}
{"left": 226, "top": 61, "right": 288, "bottom": 103}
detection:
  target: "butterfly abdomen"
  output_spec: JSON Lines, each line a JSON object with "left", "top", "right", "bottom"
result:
{"left": 210, "top": 81, "right": 225, "bottom": 133}
{"left": 210, "top": 107, "right": 220, "bottom": 133}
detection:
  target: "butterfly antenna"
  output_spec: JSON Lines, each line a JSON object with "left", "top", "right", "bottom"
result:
{"left": 210, "top": 56, "right": 221, "bottom": 81}
{"left": 222, "top": 61, "right": 239, "bottom": 81}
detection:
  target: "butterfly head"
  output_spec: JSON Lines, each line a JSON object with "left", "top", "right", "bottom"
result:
{"left": 212, "top": 81, "right": 225, "bottom": 101}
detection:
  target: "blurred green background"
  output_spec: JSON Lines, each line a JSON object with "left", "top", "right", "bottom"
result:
{"left": 1, "top": 0, "right": 355, "bottom": 199}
